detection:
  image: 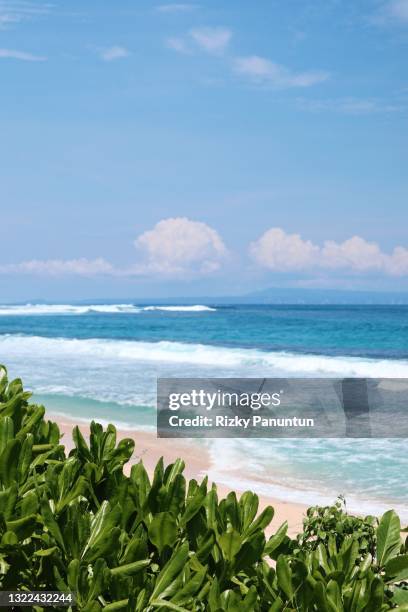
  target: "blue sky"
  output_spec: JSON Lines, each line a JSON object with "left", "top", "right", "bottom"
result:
{"left": 0, "top": 0, "right": 407, "bottom": 300}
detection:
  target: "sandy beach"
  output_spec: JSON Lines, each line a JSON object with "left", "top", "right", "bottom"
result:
{"left": 53, "top": 415, "right": 307, "bottom": 538}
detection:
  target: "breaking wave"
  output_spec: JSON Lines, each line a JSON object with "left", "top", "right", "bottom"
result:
{"left": 142, "top": 305, "right": 216, "bottom": 312}
{"left": 0, "top": 304, "right": 139, "bottom": 315}
{"left": 1, "top": 334, "right": 407, "bottom": 377}
{"left": 0, "top": 304, "right": 216, "bottom": 315}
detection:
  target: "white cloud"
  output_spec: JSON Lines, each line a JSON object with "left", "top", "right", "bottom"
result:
{"left": 189, "top": 27, "right": 232, "bottom": 54}
{"left": 387, "top": 246, "right": 408, "bottom": 275}
{"left": 250, "top": 228, "right": 319, "bottom": 272}
{"left": 0, "top": 1, "right": 50, "bottom": 29}
{"left": 134, "top": 217, "right": 227, "bottom": 276}
{"left": 0, "top": 219, "right": 227, "bottom": 279}
{"left": 165, "top": 37, "right": 189, "bottom": 53}
{"left": 156, "top": 3, "right": 197, "bottom": 12}
{"left": 298, "top": 97, "right": 404, "bottom": 115}
{"left": 234, "top": 55, "right": 329, "bottom": 88}
{"left": 321, "top": 237, "right": 387, "bottom": 272}
{"left": 250, "top": 228, "right": 408, "bottom": 277}
{"left": 0, "top": 48, "right": 46, "bottom": 61}
{"left": 100, "top": 46, "right": 129, "bottom": 62}
{"left": 386, "top": 0, "right": 408, "bottom": 22}
{"left": 0, "top": 13, "right": 18, "bottom": 26}
{"left": 0, "top": 258, "right": 114, "bottom": 276}
{"left": 371, "top": 0, "right": 408, "bottom": 25}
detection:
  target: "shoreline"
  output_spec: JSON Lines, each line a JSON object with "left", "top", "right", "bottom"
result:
{"left": 53, "top": 414, "right": 307, "bottom": 537}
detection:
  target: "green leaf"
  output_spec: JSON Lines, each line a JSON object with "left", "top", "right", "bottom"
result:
{"left": 81, "top": 500, "right": 120, "bottom": 559}
{"left": 102, "top": 601, "right": 128, "bottom": 612}
{"left": 218, "top": 529, "right": 242, "bottom": 561}
{"left": 18, "top": 433, "right": 33, "bottom": 483}
{"left": 34, "top": 546, "right": 58, "bottom": 557}
{"left": 392, "top": 586, "right": 408, "bottom": 606}
{"left": 181, "top": 487, "right": 206, "bottom": 525}
{"left": 264, "top": 521, "right": 288, "bottom": 557}
{"left": 6, "top": 513, "right": 37, "bottom": 540}
{"left": 150, "top": 542, "right": 189, "bottom": 601}
{"left": 0, "top": 438, "right": 21, "bottom": 486}
{"left": 327, "top": 579, "right": 343, "bottom": 611}
{"left": 110, "top": 559, "right": 150, "bottom": 576}
{"left": 40, "top": 496, "right": 66, "bottom": 552}
{"left": 167, "top": 473, "right": 186, "bottom": 517}
{"left": 366, "top": 576, "right": 384, "bottom": 611}
{"left": 16, "top": 405, "right": 45, "bottom": 440}
{"left": 276, "top": 556, "right": 294, "bottom": 601}
{"left": 171, "top": 565, "right": 207, "bottom": 605}
{"left": 164, "top": 458, "right": 185, "bottom": 486}
{"left": 195, "top": 529, "right": 216, "bottom": 563}
{"left": 67, "top": 558, "right": 80, "bottom": 593}
{"left": 150, "top": 601, "right": 190, "bottom": 612}
{"left": 313, "top": 582, "right": 331, "bottom": 612}
{"left": 384, "top": 554, "right": 408, "bottom": 582}
{"left": 377, "top": 510, "right": 401, "bottom": 565}
{"left": 244, "top": 505, "right": 274, "bottom": 538}
{"left": 0, "top": 484, "right": 17, "bottom": 520}
{"left": 0, "top": 416, "right": 14, "bottom": 454}
{"left": 149, "top": 512, "right": 178, "bottom": 553}
{"left": 239, "top": 491, "right": 259, "bottom": 532}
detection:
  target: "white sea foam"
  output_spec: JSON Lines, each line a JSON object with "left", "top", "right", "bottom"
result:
{"left": 206, "top": 470, "right": 408, "bottom": 522}
{"left": 1, "top": 333, "right": 407, "bottom": 376}
{"left": 206, "top": 438, "right": 408, "bottom": 521}
{"left": 2, "top": 332, "right": 406, "bottom": 515}
{"left": 142, "top": 305, "right": 216, "bottom": 312}
{"left": 0, "top": 304, "right": 140, "bottom": 315}
{"left": 0, "top": 304, "right": 216, "bottom": 315}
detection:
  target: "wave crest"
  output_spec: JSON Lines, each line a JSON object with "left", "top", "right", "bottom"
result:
{"left": 0, "top": 304, "right": 216, "bottom": 315}
{"left": 142, "top": 305, "right": 216, "bottom": 312}
{"left": 1, "top": 334, "right": 407, "bottom": 377}
{"left": 0, "top": 304, "right": 139, "bottom": 315}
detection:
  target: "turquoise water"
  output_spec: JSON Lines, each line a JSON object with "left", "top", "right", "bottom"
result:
{"left": 0, "top": 303, "right": 407, "bottom": 518}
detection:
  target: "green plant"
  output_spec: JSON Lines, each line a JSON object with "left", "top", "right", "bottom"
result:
{"left": 297, "top": 497, "right": 377, "bottom": 556}
{"left": 1, "top": 366, "right": 408, "bottom": 610}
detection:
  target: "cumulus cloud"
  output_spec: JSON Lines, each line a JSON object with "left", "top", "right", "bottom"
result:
{"left": 100, "top": 46, "right": 129, "bottom": 61}
{"left": 250, "top": 228, "right": 319, "bottom": 271}
{"left": 134, "top": 217, "right": 227, "bottom": 276}
{"left": 321, "top": 237, "right": 387, "bottom": 272}
{"left": 234, "top": 55, "right": 329, "bottom": 88}
{"left": 189, "top": 27, "right": 232, "bottom": 53}
{"left": 250, "top": 228, "right": 408, "bottom": 276}
{"left": 0, "top": 258, "right": 114, "bottom": 276}
{"left": 0, "top": 48, "right": 46, "bottom": 61}
{"left": 0, "top": 219, "right": 227, "bottom": 279}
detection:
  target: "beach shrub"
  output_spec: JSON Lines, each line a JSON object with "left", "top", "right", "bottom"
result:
{"left": 1, "top": 366, "right": 408, "bottom": 611}
{"left": 297, "top": 497, "right": 377, "bottom": 556}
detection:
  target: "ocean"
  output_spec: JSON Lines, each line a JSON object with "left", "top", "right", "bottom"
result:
{"left": 0, "top": 303, "right": 407, "bottom": 520}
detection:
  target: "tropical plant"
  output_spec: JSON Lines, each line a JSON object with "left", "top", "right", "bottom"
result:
{"left": 0, "top": 365, "right": 408, "bottom": 610}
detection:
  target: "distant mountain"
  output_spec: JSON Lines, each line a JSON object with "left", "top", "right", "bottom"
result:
{"left": 243, "top": 287, "right": 408, "bottom": 305}
{"left": 11, "top": 288, "right": 408, "bottom": 307}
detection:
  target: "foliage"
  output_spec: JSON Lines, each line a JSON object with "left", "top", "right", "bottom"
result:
{"left": 297, "top": 497, "right": 377, "bottom": 556}
{"left": 0, "top": 366, "right": 408, "bottom": 611}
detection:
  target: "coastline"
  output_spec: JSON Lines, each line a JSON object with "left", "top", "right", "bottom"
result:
{"left": 53, "top": 414, "right": 307, "bottom": 537}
